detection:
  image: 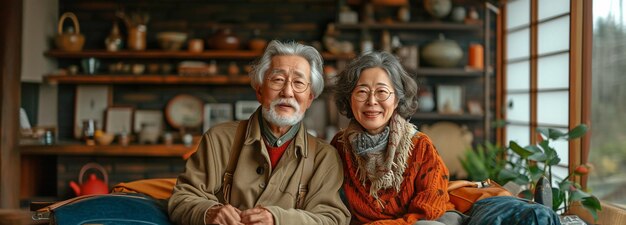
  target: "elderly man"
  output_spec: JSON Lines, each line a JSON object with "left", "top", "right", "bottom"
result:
{"left": 168, "top": 40, "right": 350, "bottom": 225}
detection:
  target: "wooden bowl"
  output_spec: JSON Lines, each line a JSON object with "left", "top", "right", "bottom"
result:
{"left": 157, "top": 32, "right": 188, "bottom": 51}
{"left": 95, "top": 133, "right": 115, "bottom": 145}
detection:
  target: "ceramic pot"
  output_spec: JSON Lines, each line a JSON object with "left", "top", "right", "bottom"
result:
{"left": 81, "top": 58, "right": 100, "bottom": 75}
{"left": 208, "top": 28, "right": 240, "bottom": 50}
{"left": 157, "top": 32, "right": 188, "bottom": 51}
{"left": 127, "top": 25, "right": 147, "bottom": 51}
{"left": 249, "top": 38, "right": 268, "bottom": 52}
{"left": 421, "top": 34, "right": 462, "bottom": 68}
{"left": 188, "top": 38, "right": 204, "bottom": 53}
{"left": 105, "top": 22, "right": 123, "bottom": 52}
{"left": 468, "top": 43, "right": 484, "bottom": 70}
{"left": 451, "top": 6, "right": 467, "bottom": 23}
{"left": 423, "top": 0, "right": 452, "bottom": 19}
{"left": 139, "top": 123, "right": 160, "bottom": 144}
{"left": 55, "top": 12, "right": 85, "bottom": 51}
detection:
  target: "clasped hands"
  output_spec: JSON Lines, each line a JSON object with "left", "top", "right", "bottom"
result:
{"left": 205, "top": 204, "right": 274, "bottom": 225}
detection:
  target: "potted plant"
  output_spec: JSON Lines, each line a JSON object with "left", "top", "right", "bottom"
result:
{"left": 460, "top": 124, "right": 602, "bottom": 221}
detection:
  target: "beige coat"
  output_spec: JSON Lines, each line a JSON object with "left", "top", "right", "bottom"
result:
{"left": 168, "top": 110, "right": 350, "bottom": 225}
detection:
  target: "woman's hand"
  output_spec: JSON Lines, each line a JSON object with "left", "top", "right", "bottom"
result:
{"left": 240, "top": 206, "right": 274, "bottom": 225}
{"left": 205, "top": 204, "right": 243, "bottom": 225}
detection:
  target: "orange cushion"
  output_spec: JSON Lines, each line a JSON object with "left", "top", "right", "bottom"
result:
{"left": 111, "top": 178, "right": 177, "bottom": 199}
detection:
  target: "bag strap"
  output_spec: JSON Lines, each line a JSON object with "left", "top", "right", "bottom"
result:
{"left": 33, "top": 193, "right": 147, "bottom": 220}
{"left": 296, "top": 133, "right": 317, "bottom": 209}
{"left": 447, "top": 179, "right": 498, "bottom": 192}
{"left": 222, "top": 120, "right": 248, "bottom": 204}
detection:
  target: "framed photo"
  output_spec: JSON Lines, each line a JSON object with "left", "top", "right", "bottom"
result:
{"left": 134, "top": 110, "right": 163, "bottom": 133}
{"left": 203, "top": 103, "right": 233, "bottom": 132}
{"left": 105, "top": 106, "right": 134, "bottom": 135}
{"left": 467, "top": 100, "right": 484, "bottom": 115}
{"left": 437, "top": 85, "right": 463, "bottom": 114}
{"left": 235, "top": 101, "right": 260, "bottom": 120}
{"left": 74, "top": 85, "right": 111, "bottom": 139}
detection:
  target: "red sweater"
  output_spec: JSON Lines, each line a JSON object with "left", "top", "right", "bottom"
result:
{"left": 331, "top": 132, "right": 450, "bottom": 225}
{"left": 264, "top": 139, "right": 292, "bottom": 169}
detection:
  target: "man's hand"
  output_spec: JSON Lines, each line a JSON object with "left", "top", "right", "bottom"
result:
{"left": 205, "top": 204, "right": 243, "bottom": 225}
{"left": 240, "top": 206, "right": 274, "bottom": 225}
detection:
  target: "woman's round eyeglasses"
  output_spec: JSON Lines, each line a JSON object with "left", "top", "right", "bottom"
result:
{"left": 352, "top": 87, "right": 394, "bottom": 102}
{"left": 266, "top": 76, "right": 310, "bottom": 93}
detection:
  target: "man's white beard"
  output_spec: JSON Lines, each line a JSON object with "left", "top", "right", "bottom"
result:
{"left": 262, "top": 98, "right": 304, "bottom": 127}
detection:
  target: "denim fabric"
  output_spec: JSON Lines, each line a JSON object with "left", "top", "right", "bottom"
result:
{"left": 52, "top": 193, "right": 172, "bottom": 225}
{"left": 465, "top": 196, "right": 561, "bottom": 225}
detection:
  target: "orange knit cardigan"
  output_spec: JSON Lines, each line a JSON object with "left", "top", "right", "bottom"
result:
{"left": 331, "top": 131, "right": 451, "bottom": 225}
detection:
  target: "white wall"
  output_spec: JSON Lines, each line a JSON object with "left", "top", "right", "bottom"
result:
{"left": 21, "top": 0, "right": 58, "bottom": 82}
{"left": 37, "top": 84, "right": 58, "bottom": 127}
{"left": 22, "top": 0, "right": 59, "bottom": 126}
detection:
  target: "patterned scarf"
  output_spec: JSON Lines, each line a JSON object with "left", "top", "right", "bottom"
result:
{"left": 343, "top": 114, "right": 418, "bottom": 200}
{"left": 350, "top": 126, "right": 390, "bottom": 156}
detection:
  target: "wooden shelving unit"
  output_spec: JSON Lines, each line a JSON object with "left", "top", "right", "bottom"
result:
{"left": 334, "top": 22, "right": 482, "bottom": 31}
{"left": 20, "top": 143, "right": 193, "bottom": 157}
{"left": 412, "top": 112, "right": 484, "bottom": 121}
{"left": 414, "top": 68, "right": 485, "bottom": 77}
{"left": 44, "top": 74, "right": 251, "bottom": 85}
{"left": 44, "top": 50, "right": 356, "bottom": 60}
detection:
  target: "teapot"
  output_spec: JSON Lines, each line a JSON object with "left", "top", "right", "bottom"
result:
{"left": 208, "top": 28, "right": 240, "bottom": 50}
{"left": 69, "top": 162, "right": 109, "bottom": 196}
{"left": 55, "top": 12, "right": 85, "bottom": 52}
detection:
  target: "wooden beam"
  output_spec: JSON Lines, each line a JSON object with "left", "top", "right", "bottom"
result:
{"left": 0, "top": 0, "right": 23, "bottom": 209}
{"left": 496, "top": 1, "right": 507, "bottom": 146}
{"left": 568, "top": 0, "right": 584, "bottom": 184}
{"left": 530, "top": 0, "right": 538, "bottom": 144}
{"left": 579, "top": 0, "right": 593, "bottom": 188}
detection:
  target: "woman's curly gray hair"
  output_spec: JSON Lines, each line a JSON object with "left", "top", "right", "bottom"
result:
{"left": 334, "top": 51, "right": 418, "bottom": 119}
{"left": 249, "top": 40, "right": 324, "bottom": 98}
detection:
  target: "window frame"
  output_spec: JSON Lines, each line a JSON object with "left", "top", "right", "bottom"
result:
{"left": 497, "top": 0, "right": 591, "bottom": 187}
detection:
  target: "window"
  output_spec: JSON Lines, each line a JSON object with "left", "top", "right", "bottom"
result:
{"left": 588, "top": 0, "right": 626, "bottom": 208}
{"left": 502, "top": 0, "right": 580, "bottom": 187}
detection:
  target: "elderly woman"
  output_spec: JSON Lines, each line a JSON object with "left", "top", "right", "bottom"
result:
{"left": 331, "top": 51, "right": 463, "bottom": 225}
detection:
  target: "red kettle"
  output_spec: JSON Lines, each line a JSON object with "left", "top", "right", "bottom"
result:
{"left": 69, "top": 162, "right": 109, "bottom": 196}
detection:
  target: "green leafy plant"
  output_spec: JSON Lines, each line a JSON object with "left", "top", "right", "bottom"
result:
{"left": 461, "top": 124, "right": 602, "bottom": 220}
{"left": 459, "top": 141, "right": 507, "bottom": 185}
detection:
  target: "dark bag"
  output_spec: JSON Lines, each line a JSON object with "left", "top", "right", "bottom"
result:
{"left": 465, "top": 196, "right": 561, "bottom": 225}
{"left": 35, "top": 193, "right": 172, "bottom": 225}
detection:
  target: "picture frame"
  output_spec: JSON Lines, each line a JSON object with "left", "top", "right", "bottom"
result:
{"left": 74, "top": 85, "right": 111, "bottom": 139}
{"left": 467, "top": 100, "right": 484, "bottom": 115}
{"left": 437, "top": 85, "right": 464, "bottom": 114}
{"left": 105, "top": 106, "right": 134, "bottom": 135}
{"left": 203, "top": 103, "right": 234, "bottom": 132}
{"left": 235, "top": 101, "right": 260, "bottom": 120}
{"left": 133, "top": 110, "right": 163, "bottom": 133}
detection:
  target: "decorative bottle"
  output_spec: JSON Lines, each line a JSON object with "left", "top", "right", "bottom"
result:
{"left": 105, "top": 22, "right": 123, "bottom": 52}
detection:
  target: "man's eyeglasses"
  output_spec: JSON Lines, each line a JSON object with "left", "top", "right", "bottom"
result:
{"left": 352, "top": 87, "right": 394, "bottom": 102}
{"left": 266, "top": 75, "right": 310, "bottom": 93}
